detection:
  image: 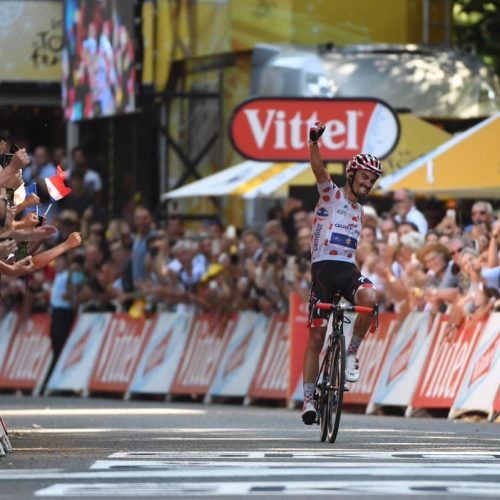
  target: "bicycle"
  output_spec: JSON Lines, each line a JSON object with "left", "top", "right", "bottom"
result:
{"left": 314, "top": 292, "right": 378, "bottom": 443}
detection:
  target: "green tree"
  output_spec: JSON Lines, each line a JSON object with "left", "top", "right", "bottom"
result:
{"left": 453, "top": 0, "right": 500, "bottom": 75}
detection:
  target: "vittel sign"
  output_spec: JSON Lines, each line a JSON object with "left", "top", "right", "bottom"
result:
{"left": 229, "top": 97, "right": 400, "bottom": 162}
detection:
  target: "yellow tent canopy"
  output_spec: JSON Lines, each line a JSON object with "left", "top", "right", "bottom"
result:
{"left": 379, "top": 113, "right": 500, "bottom": 198}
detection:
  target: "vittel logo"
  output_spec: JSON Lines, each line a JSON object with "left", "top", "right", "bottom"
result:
{"left": 230, "top": 97, "right": 400, "bottom": 162}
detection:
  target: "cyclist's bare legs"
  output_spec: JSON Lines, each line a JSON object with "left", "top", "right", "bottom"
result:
{"left": 346, "top": 287, "right": 378, "bottom": 381}
{"left": 351, "top": 287, "right": 378, "bottom": 344}
{"left": 303, "top": 325, "right": 327, "bottom": 384}
{"left": 302, "top": 325, "right": 327, "bottom": 423}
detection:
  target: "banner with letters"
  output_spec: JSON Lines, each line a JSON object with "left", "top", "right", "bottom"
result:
{"left": 344, "top": 313, "right": 398, "bottom": 405}
{"left": 128, "top": 313, "right": 193, "bottom": 396}
{"left": 410, "top": 317, "right": 484, "bottom": 413}
{"left": 248, "top": 314, "right": 289, "bottom": 401}
{"left": 0, "top": 313, "right": 19, "bottom": 370}
{"left": 169, "top": 313, "right": 237, "bottom": 396}
{"left": 88, "top": 314, "right": 154, "bottom": 395}
{"left": 45, "top": 313, "right": 111, "bottom": 395}
{"left": 449, "top": 313, "right": 500, "bottom": 420}
{"left": 368, "top": 312, "right": 439, "bottom": 414}
{"left": 208, "top": 312, "right": 269, "bottom": 401}
{"left": 0, "top": 314, "right": 52, "bottom": 395}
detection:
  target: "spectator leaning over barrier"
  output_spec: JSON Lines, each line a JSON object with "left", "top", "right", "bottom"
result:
{"left": 392, "top": 189, "right": 428, "bottom": 234}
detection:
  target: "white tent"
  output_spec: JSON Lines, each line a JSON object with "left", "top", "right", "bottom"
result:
{"left": 162, "top": 161, "right": 310, "bottom": 200}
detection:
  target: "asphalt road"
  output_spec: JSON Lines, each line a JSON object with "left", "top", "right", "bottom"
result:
{"left": 0, "top": 395, "right": 499, "bottom": 499}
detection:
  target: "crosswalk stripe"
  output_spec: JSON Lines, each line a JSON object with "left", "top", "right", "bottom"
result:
{"left": 35, "top": 480, "right": 500, "bottom": 497}
{"left": 109, "top": 450, "right": 500, "bottom": 460}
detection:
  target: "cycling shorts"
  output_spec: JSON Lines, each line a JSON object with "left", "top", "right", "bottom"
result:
{"left": 308, "top": 260, "right": 375, "bottom": 326}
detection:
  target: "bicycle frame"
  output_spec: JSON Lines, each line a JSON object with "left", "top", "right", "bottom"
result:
{"left": 314, "top": 293, "right": 378, "bottom": 443}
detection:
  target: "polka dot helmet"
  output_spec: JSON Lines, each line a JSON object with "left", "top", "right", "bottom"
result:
{"left": 346, "top": 153, "right": 383, "bottom": 178}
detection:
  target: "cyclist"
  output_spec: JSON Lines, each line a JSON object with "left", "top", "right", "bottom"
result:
{"left": 302, "top": 122, "right": 382, "bottom": 425}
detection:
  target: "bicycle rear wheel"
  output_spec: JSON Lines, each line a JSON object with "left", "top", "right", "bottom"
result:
{"left": 318, "top": 349, "right": 332, "bottom": 442}
{"left": 326, "top": 334, "right": 345, "bottom": 443}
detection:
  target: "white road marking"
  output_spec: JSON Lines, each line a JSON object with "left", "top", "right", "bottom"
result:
{"left": 2, "top": 408, "right": 205, "bottom": 417}
{"left": 108, "top": 450, "right": 500, "bottom": 460}
{"left": 35, "top": 480, "right": 500, "bottom": 497}
{"left": 3, "top": 463, "right": 500, "bottom": 480}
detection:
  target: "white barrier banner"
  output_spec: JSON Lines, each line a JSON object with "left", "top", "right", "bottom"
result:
{"left": 46, "top": 313, "right": 111, "bottom": 395}
{"left": 368, "top": 312, "right": 438, "bottom": 412}
{"left": 128, "top": 313, "right": 193, "bottom": 396}
{"left": 0, "top": 313, "right": 19, "bottom": 369}
{"left": 449, "top": 313, "right": 500, "bottom": 420}
{"left": 209, "top": 312, "right": 269, "bottom": 399}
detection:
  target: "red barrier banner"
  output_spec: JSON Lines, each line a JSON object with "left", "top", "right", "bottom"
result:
{"left": 287, "top": 293, "right": 309, "bottom": 401}
{"left": 411, "top": 316, "right": 484, "bottom": 412}
{"left": 344, "top": 313, "right": 398, "bottom": 405}
{"left": 88, "top": 314, "right": 154, "bottom": 394}
{"left": 170, "top": 313, "right": 237, "bottom": 396}
{"left": 249, "top": 314, "right": 289, "bottom": 400}
{"left": 0, "top": 314, "right": 51, "bottom": 394}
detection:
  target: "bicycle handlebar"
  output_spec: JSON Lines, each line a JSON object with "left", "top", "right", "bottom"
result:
{"left": 316, "top": 302, "right": 374, "bottom": 314}
{"left": 316, "top": 301, "right": 379, "bottom": 331}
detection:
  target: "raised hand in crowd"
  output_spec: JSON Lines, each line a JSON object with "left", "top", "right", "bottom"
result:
{"left": 32, "top": 232, "right": 82, "bottom": 270}
{"left": 0, "top": 255, "right": 34, "bottom": 277}
{"left": 0, "top": 238, "right": 17, "bottom": 260}
{"left": 11, "top": 212, "right": 39, "bottom": 231}
{"left": 14, "top": 192, "right": 40, "bottom": 214}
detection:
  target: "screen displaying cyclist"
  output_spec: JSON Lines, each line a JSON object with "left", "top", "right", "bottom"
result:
{"left": 302, "top": 121, "right": 383, "bottom": 425}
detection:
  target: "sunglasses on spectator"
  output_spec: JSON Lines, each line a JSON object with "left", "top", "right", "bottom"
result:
{"left": 472, "top": 210, "right": 487, "bottom": 215}
{"left": 451, "top": 247, "right": 463, "bottom": 255}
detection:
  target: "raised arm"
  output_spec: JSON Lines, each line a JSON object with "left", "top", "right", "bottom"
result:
{"left": 308, "top": 122, "right": 329, "bottom": 184}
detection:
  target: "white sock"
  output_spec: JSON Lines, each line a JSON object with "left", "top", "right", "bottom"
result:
{"left": 303, "top": 383, "right": 316, "bottom": 402}
{"left": 348, "top": 335, "right": 363, "bottom": 355}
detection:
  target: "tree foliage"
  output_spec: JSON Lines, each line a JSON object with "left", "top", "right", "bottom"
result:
{"left": 453, "top": 0, "right": 500, "bottom": 75}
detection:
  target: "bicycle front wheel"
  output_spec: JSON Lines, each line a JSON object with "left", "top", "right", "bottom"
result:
{"left": 326, "top": 334, "right": 345, "bottom": 443}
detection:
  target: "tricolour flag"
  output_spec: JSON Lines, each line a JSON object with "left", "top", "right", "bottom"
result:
{"left": 45, "top": 165, "right": 71, "bottom": 202}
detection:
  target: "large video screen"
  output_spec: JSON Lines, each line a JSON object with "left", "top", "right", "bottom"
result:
{"left": 63, "top": 0, "right": 137, "bottom": 121}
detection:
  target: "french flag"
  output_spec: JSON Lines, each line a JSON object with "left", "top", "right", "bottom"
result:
{"left": 45, "top": 165, "right": 71, "bottom": 202}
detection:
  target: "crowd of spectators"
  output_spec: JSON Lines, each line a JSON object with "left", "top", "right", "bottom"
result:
{"left": 1, "top": 142, "right": 500, "bottom": 364}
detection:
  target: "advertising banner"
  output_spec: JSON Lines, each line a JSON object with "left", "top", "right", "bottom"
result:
{"left": 229, "top": 97, "right": 399, "bottom": 162}
{"left": 88, "top": 314, "right": 154, "bottom": 395}
{"left": 45, "top": 313, "right": 111, "bottom": 395}
{"left": 128, "top": 313, "right": 193, "bottom": 396}
{"left": 248, "top": 314, "right": 289, "bottom": 400}
{"left": 0, "top": 314, "right": 52, "bottom": 394}
{"left": 170, "top": 313, "right": 237, "bottom": 396}
{"left": 410, "top": 317, "right": 484, "bottom": 413}
{"left": 208, "top": 312, "right": 269, "bottom": 400}
{"left": 449, "top": 313, "right": 500, "bottom": 420}
{"left": 344, "top": 313, "right": 398, "bottom": 405}
{"left": 368, "top": 312, "right": 438, "bottom": 413}
{"left": 0, "top": 313, "right": 19, "bottom": 370}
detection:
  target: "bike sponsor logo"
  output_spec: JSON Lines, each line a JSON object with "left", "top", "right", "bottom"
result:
{"left": 334, "top": 222, "right": 357, "bottom": 232}
{"left": 316, "top": 207, "right": 329, "bottom": 220}
{"left": 229, "top": 97, "right": 400, "bottom": 161}
{"left": 312, "top": 224, "right": 323, "bottom": 251}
